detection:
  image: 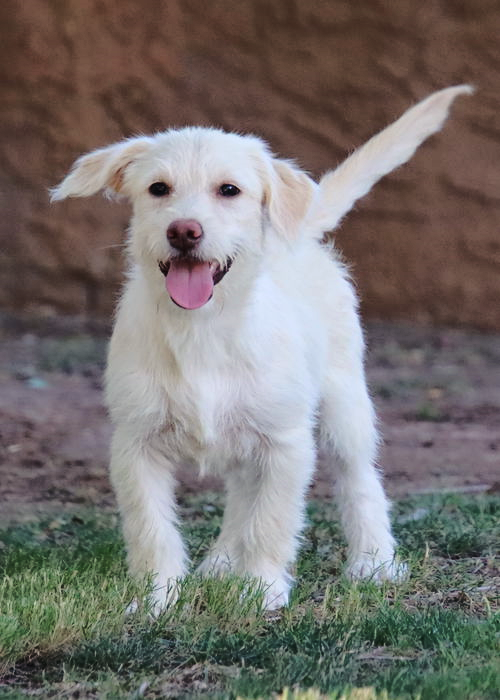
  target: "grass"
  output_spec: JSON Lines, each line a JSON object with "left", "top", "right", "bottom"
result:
{"left": 0, "top": 494, "right": 498, "bottom": 699}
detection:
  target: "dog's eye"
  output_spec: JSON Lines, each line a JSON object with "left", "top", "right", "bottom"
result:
{"left": 148, "top": 182, "right": 170, "bottom": 197}
{"left": 219, "top": 183, "right": 241, "bottom": 197}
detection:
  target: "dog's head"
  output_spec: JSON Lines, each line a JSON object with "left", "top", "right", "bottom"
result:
{"left": 52, "top": 128, "right": 315, "bottom": 310}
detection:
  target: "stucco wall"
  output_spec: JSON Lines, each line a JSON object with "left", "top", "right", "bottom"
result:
{"left": 1, "top": 0, "right": 499, "bottom": 327}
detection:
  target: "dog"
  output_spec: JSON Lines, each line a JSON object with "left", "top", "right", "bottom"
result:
{"left": 52, "top": 85, "right": 471, "bottom": 611}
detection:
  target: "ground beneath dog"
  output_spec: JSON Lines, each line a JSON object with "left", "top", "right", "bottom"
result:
{"left": 0, "top": 314, "right": 499, "bottom": 524}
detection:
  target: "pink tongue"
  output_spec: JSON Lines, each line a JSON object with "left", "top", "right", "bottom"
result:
{"left": 166, "top": 260, "right": 214, "bottom": 309}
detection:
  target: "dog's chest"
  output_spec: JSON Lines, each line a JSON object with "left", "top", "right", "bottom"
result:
{"left": 161, "top": 361, "right": 261, "bottom": 469}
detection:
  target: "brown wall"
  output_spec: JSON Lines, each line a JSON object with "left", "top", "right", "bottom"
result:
{"left": 1, "top": 0, "right": 499, "bottom": 327}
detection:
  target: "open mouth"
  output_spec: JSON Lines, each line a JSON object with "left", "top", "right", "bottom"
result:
{"left": 158, "top": 257, "right": 233, "bottom": 310}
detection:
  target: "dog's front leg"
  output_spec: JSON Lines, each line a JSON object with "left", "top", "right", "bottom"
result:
{"left": 110, "top": 426, "right": 188, "bottom": 613}
{"left": 199, "top": 426, "right": 316, "bottom": 610}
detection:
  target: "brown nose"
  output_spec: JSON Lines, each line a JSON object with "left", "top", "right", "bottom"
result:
{"left": 166, "top": 219, "right": 203, "bottom": 253}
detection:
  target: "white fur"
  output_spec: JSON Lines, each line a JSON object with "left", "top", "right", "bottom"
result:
{"left": 52, "top": 86, "right": 470, "bottom": 611}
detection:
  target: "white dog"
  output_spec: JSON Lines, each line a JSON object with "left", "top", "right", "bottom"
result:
{"left": 52, "top": 86, "right": 470, "bottom": 611}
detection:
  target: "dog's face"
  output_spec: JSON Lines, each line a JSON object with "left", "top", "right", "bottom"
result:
{"left": 52, "top": 127, "right": 315, "bottom": 309}
{"left": 126, "top": 129, "right": 272, "bottom": 310}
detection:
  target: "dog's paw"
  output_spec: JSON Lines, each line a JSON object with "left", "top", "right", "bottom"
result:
{"left": 150, "top": 579, "right": 181, "bottom": 615}
{"left": 346, "top": 555, "right": 408, "bottom": 584}
{"left": 262, "top": 579, "right": 290, "bottom": 610}
{"left": 199, "top": 554, "right": 291, "bottom": 611}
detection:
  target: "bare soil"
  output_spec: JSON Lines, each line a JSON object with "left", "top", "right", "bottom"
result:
{"left": 0, "top": 314, "right": 499, "bottom": 524}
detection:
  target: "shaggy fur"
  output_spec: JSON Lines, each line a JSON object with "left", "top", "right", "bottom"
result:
{"left": 52, "top": 86, "right": 470, "bottom": 611}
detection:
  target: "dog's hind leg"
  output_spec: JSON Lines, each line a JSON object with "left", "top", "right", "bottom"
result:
{"left": 319, "top": 355, "right": 403, "bottom": 583}
{"left": 110, "top": 427, "right": 188, "bottom": 613}
{"left": 199, "top": 425, "right": 316, "bottom": 610}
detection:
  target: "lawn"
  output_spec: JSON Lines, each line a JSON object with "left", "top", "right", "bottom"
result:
{"left": 0, "top": 493, "right": 498, "bottom": 699}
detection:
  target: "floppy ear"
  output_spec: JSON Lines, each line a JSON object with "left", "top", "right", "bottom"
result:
{"left": 50, "top": 137, "right": 153, "bottom": 201}
{"left": 263, "top": 158, "right": 317, "bottom": 239}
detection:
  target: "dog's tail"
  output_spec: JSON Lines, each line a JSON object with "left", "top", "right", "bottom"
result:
{"left": 309, "top": 85, "right": 473, "bottom": 236}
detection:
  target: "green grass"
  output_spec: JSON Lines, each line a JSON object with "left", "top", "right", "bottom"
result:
{"left": 0, "top": 495, "right": 498, "bottom": 699}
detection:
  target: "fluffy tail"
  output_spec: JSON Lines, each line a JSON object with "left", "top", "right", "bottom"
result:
{"left": 309, "top": 85, "right": 473, "bottom": 235}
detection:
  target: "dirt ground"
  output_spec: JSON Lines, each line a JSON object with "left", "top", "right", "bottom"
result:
{"left": 0, "top": 313, "right": 499, "bottom": 524}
